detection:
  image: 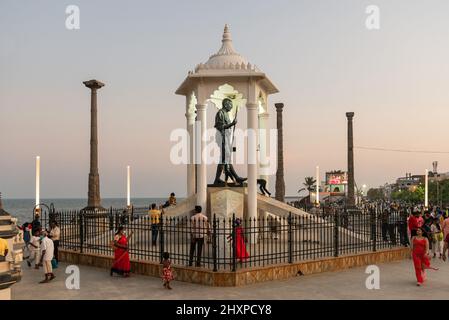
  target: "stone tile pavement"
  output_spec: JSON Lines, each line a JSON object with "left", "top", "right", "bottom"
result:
{"left": 11, "top": 257, "right": 449, "bottom": 300}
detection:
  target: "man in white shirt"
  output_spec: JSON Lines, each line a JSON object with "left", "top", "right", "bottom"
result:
{"left": 39, "top": 231, "right": 55, "bottom": 283}
{"left": 48, "top": 221, "right": 61, "bottom": 263}
{"left": 189, "top": 206, "right": 210, "bottom": 267}
{"left": 27, "top": 231, "right": 41, "bottom": 269}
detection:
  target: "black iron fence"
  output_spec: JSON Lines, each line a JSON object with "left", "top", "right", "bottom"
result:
{"left": 39, "top": 206, "right": 408, "bottom": 271}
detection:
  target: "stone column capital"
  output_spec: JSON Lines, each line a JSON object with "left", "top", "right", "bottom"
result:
{"left": 275, "top": 103, "right": 284, "bottom": 111}
{"left": 346, "top": 112, "right": 354, "bottom": 119}
{"left": 83, "top": 79, "right": 105, "bottom": 90}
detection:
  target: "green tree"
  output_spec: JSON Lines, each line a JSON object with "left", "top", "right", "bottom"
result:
{"left": 391, "top": 186, "right": 424, "bottom": 204}
{"left": 303, "top": 176, "right": 316, "bottom": 202}
{"left": 367, "top": 188, "right": 385, "bottom": 201}
{"left": 303, "top": 177, "right": 316, "bottom": 192}
{"left": 427, "top": 180, "right": 449, "bottom": 206}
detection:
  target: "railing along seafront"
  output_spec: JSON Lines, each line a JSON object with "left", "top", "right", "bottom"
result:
{"left": 38, "top": 205, "right": 408, "bottom": 272}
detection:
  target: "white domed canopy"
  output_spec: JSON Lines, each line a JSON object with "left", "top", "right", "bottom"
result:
{"left": 176, "top": 24, "right": 278, "bottom": 96}
{"left": 204, "top": 24, "right": 249, "bottom": 68}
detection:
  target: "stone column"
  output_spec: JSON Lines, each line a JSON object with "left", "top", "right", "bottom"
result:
{"left": 196, "top": 104, "right": 207, "bottom": 211}
{"left": 247, "top": 102, "right": 259, "bottom": 224}
{"left": 275, "top": 103, "right": 285, "bottom": 202}
{"left": 258, "top": 112, "right": 270, "bottom": 186}
{"left": 83, "top": 80, "right": 105, "bottom": 211}
{"left": 346, "top": 112, "right": 355, "bottom": 207}
{"left": 186, "top": 100, "right": 196, "bottom": 197}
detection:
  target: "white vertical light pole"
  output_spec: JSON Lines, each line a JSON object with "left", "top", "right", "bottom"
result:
{"left": 425, "top": 169, "right": 428, "bottom": 208}
{"left": 316, "top": 166, "right": 320, "bottom": 205}
{"left": 127, "top": 165, "right": 131, "bottom": 207}
{"left": 35, "top": 156, "right": 40, "bottom": 210}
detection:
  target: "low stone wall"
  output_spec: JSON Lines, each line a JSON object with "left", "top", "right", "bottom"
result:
{"left": 59, "top": 247, "right": 409, "bottom": 287}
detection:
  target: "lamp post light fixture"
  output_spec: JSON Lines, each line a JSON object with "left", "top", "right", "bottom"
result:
{"left": 31, "top": 203, "right": 55, "bottom": 230}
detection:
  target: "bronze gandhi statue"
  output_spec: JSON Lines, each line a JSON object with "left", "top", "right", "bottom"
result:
{"left": 213, "top": 98, "right": 247, "bottom": 186}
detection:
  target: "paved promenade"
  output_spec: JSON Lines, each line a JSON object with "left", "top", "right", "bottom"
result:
{"left": 12, "top": 257, "right": 449, "bottom": 300}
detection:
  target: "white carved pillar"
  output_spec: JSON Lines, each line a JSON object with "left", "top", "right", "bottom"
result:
{"left": 186, "top": 97, "right": 196, "bottom": 197}
{"left": 247, "top": 102, "right": 259, "bottom": 226}
{"left": 196, "top": 103, "right": 207, "bottom": 211}
{"left": 258, "top": 111, "right": 270, "bottom": 186}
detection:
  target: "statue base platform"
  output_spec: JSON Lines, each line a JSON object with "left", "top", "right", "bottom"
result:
{"left": 81, "top": 206, "right": 107, "bottom": 213}
{"left": 207, "top": 182, "right": 247, "bottom": 188}
{"left": 207, "top": 186, "right": 245, "bottom": 220}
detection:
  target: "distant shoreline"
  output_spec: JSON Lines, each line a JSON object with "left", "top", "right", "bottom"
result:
{"left": 2, "top": 197, "right": 173, "bottom": 200}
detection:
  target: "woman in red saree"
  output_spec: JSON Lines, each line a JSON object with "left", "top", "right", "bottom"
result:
{"left": 111, "top": 226, "right": 131, "bottom": 277}
{"left": 234, "top": 218, "right": 249, "bottom": 262}
{"left": 411, "top": 227, "right": 438, "bottom": 286}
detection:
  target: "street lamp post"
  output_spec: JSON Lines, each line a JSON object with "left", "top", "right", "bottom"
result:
{"left": 316, "top": 166, "right": 320, "bottom": 207}
{"left": 425, "top": 169, "right": 429, "bottom": 208}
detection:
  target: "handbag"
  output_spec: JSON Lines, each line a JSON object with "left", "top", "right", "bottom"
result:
{"left": 51, "top": 258, "right": 58, "bottom": 269}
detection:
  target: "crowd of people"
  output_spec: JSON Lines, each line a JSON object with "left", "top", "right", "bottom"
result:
{"left": 20, "top": 212, "right": 60, "bottom": 284}
{"left": 369, "top": 202, "right": 449, "bottom": 286}
{"left": 406, "top": 205, "right": 449, "bottom": 286}
{"left": 108, "top": 192, "right": 250, "bottom": 290}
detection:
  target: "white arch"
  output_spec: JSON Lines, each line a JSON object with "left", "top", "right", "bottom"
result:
{"left": 208, "top": 83, "right": 247, "bottom": 120}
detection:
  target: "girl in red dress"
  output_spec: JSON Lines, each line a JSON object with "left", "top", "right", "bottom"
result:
{"left": 234, "top": 218, "right": 249, "bottom": 263}
{"left": 411, "top": 227, "right": 438, "bottom": 286}
{"left": 161, "top": 252, "right": 174, "bottom": 289}
{"left": 111, "top": 227, "right": 131, "bottom": 277}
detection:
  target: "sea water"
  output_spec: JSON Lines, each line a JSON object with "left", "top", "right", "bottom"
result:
{"left": 2, "top": 198, "right": 169, "bottom": 224}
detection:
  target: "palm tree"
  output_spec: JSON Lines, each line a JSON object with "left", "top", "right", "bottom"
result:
{"left": 303, "top": 177, "right": 316, "bottom": 203}
{"left": 297, "top": 187, "right": 306, "bottom": 206}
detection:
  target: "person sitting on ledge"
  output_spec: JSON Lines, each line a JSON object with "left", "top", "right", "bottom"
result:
{"left": 163, "top": 192, "right": 177, "bottom": 208}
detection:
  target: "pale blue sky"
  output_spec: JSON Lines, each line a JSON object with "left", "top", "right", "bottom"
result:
{"left": 1, "top": 0, "right": 449, "bottom": 198}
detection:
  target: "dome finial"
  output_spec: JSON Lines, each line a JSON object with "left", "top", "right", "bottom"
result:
{"left": 223, "top": 24, "right": 231, "bottom": 42}
{"left": 202, "top": 24, "right": 249, "bottom": 69}
{"left": 214, "top": 24, "right": 236, "bottom": 56}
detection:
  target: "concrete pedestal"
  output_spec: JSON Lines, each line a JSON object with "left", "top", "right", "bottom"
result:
{"left": 210, "top": 189, "right": 244, "bottom": 221}
{"left": 208, "top": 187, "right": 247, "bottom": 260}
